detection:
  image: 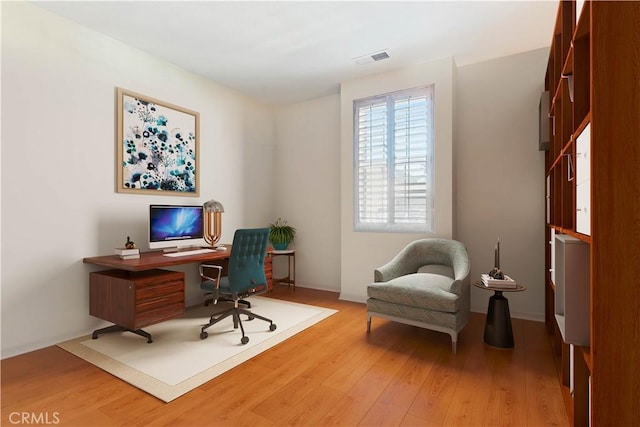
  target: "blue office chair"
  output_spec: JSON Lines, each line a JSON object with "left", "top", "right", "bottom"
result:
{"left": 199, "top": 228, "right": 276, "bottom": 344}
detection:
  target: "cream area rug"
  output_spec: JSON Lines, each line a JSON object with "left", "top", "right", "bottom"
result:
{"left": 58, "top": 297, "right": 336, "bottom": 402}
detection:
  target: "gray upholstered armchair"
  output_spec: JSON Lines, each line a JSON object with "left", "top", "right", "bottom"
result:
{"left": 366, "top": 238, "right": 470, "bottom": 353}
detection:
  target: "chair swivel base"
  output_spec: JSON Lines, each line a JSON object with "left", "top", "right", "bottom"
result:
{"left": 205, "top": 297, "right": 251, "bottom": 308}
{"left": 92, "top": 324, "right": 153, "bottom": 343}
{"left": 200, "top": 307, "right": 276, "bottom": 344}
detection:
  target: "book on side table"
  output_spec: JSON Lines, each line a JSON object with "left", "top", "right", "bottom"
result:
{"left": 481, "top": 274, "right": 517, "bottom": 289}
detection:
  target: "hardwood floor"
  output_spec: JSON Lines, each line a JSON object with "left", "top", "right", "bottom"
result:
{"left": 1, "top": 287, "right": 568, "bottom": 426}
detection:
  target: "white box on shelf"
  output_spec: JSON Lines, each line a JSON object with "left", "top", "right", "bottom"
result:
{"left": 546, "top": 175, "right": 551, "bottom": 223}
{"left": 576, "top": 124, "right": 590, "bottom": 184}
{"left": 550, "top": 228, "right": 556, "bottom": 285}
{"left": 554, "top": 234, "right": 590, "bottom": 346}
{"left": 576, "top": 123, "right": 591, "bottom": 236}
{"left": 570, "top": 344, "right": 575, "bottom": 393}
{"left": 577, "top": 0, "right": 586, "bottom": 23}
{"left": 576, "top": 180, "right": 591, "bottom": 235}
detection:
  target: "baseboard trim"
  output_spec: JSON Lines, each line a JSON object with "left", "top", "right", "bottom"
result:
{"left": 280, "top": 282, "right": 341, "bottom": 294}
{"left": 471, "top": 306, "right": 544, "bottom": 323}
{"left": 338, "top": 292, "right": 367, "bottom": 304}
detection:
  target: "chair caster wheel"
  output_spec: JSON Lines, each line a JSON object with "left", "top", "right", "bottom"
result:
{"left": 241, "top": 336, "right": 249, "bottom": 344}
{"left": 200, "top": 331, "right": 208, "bottom": 340}
{"left": 270, "top": 324, "right": 277, "bottom": 331}
{"left": 248, "top": 315, "right": 255, "bottom": 321}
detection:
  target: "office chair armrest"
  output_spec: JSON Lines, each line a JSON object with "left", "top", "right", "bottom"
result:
{"left": 199, "top": 264, "right": 223, "bottom": 287}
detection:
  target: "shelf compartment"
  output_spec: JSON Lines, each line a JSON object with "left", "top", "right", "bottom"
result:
{"left": 574, "top": 0, "right": 591, "bottom": 39}
{"left": 575, "top": 123, "right": 591, "bottom": 235}
{"left": 561, "top": 150, "right": 575, "bottom": 231}
{"left": 582, "top": 346, "right": 592, "bottom": 372}
{"left": 573, "top": 31, "right": 591, "bottom": 128}
{"left": 554, "top": 234, "right": 590, "bottom": 347}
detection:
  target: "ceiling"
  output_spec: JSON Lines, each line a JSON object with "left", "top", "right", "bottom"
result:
{"left": 33, "top": 1, "right": 557, "bottom": 106}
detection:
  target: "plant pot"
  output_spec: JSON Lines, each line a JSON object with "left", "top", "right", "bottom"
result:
{"left": 272, "top": 242, "right": 289, "bottom": 250}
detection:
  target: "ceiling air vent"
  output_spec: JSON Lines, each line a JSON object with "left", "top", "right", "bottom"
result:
{"left": 353, "top": 50, "right": 390, "bottom": 65}
{"left": 371, "top": 51, "right": 390, "bottom": 61}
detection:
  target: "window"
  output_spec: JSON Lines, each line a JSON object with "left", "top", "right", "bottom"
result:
{"left": 353, "top": 86, "right": 434, "bottom": 233}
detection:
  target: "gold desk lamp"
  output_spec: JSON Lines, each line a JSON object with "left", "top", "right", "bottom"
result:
{"left": 203, "top": 199, "right": 224, "bottom": 247}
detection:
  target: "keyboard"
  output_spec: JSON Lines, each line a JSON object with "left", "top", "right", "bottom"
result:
{"left": 163, "top": 248, "right": 216, "bottom": 257}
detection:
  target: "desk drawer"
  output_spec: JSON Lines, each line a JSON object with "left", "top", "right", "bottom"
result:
{"left": 90, "top": 269, "right": 184, "bottom": 328}
{"left": 136, "top": 280, "right": 183, "bottom": 302}
{"left": 134, "top": 271, "right": 184, "bottom": 289}
{"left": 135, "top": 302, "right": 184, "bottom": 328}
{"left": 136, "top": 291, "right": 184, "bottom": 313}
{"left": 264, "top": 255, "right": 273, "bottom": 290}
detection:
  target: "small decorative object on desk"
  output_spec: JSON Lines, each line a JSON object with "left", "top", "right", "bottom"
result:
{"left": 115, "top": 236, "right": 140, "bottom": 259}
{"left": 124, "top": 236, "right": 137, "bottom": 249}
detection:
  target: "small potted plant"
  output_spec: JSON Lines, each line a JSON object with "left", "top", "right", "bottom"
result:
{"left": 269, "top": 218, "right": 296, "bottom": 250}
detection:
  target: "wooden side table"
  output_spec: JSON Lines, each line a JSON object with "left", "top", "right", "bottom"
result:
{"left": 272, "top": 250, "right": 295, "bottom": 289}
{"left": 473, "top": 281, "right": 527, "bottom": 348}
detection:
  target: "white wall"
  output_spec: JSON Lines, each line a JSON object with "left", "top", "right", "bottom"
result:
{"left": 273, "top": 95, "right": 341, "bottom": 291}
{"left": 339, "top": 57, "right": 456, "bottom": 302}
{"left": 0, "top": 3, "right": 275, "bottom": 358}
{"left": 456, "top": 48, "right": 548, "bottom": 320}
{"left": 1, "top": 2, "right": 550, "bottom": 359}
{"left": 333, "top": 50, "right": 547, "bottom": 317}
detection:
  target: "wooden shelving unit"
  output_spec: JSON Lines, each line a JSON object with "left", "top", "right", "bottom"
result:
{"left": 543, "top": 1, "right": 640, "bottom": 425}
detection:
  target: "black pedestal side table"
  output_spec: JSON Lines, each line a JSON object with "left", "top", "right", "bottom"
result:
{"left": 473, "top": 281, "right": 527, "bottom": 348}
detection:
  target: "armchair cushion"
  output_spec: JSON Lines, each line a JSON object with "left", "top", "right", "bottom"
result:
{"left": 417, "top": 264, "right": 454, "bottom": 277}
{"left": 367, "top": 273, "right": 460, "bottom": 313}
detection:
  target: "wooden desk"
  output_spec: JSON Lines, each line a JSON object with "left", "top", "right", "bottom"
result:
{"left": 83, "top": 247, "right": 273, "bottom": 342}
{"left": 83, "top": 247, "right": 232, "bottom": 272}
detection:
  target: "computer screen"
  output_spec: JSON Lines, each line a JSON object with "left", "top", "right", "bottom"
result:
{"left": 148, "top": 205, "right": 205, "bottom": 250}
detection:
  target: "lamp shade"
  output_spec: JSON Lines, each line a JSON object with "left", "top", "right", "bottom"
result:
{"left": 203, "top": 199, "right": 224, "bottom": 246}
{"left": 203, "top": 199, "right": 224, "bottom": 213}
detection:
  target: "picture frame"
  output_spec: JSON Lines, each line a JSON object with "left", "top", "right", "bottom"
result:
{"left": 116, "top": 88, "right": 200, "bottom": 196}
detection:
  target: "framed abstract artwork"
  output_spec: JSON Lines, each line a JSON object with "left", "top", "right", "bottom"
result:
{"left": 116, "top": 88, "right": 200, "bottom": 196}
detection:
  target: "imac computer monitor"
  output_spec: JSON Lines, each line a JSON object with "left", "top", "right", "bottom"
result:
{"left": 148, "top": 204, "right": 205, "bottom": 251}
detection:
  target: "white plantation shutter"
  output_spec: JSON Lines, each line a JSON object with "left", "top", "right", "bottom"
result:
{"left": 354, "top": 86, "right": 434, "bottom": 232}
